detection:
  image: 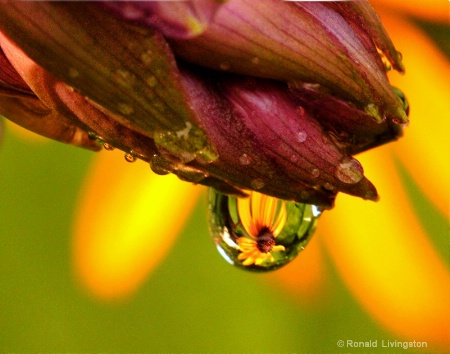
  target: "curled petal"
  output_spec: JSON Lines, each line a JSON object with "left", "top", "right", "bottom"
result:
{"left": 0, "top": 46, "right": 33, "bottom": 97}
{"left": 180, "top": 65, "right": 378, "bottom": 206}
{"left": 0, "top": 1, "right": 213, "bottom": 161}
{"left": 0, "top": 95, "right": 99, "bottom": 150}
{"left": 171, "top": 0, "right": 407, "bottom": 124}
{"left": 102, "top": 0, "right": 227, "bottom": 39}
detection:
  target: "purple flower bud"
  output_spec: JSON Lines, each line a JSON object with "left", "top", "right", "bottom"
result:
{"left": 0, "top": 0, "right": 408, "bottom": 207}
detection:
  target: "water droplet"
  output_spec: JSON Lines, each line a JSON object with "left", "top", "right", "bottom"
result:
{"left": 112, "top": 69, "right": 135, "bottom": 87}
{"left": 336, "top": 157, "right": 363, "bottom": 184}
{"left": 149, "top": 154, "right": 171, "bottom": 175}
{"left": 239, "top": 154, "right": 252, "bottom": 165}
{"left": 68, "top": 67, "right": 80, "bottom": 78}
{"left": 124, "top": 151, "right": 137, "bottom": 163}
{"left": 208, "top": 189, "right": 321, "bottom": 272}
{"left": 311, "top": 168, "right": 320, "bottom": 178}
{"left": 117, "top": 103, "right": 134, "bottom": 116}
{"left": 219, "top": 62, "right": 230, "bottom": 71}
{"left": 290, "top": 154, "right": 299, "bottom": 163}
{"left": 297, "top": 131, "right": 307, "bottom": 143}
{"left": 88, "top": 131, "right": 99, "bottom": 141}
{"left": 140, "top": 49, "right": 153, "bottom": 65}
{"left": 146, "top": 76, "right": 158, "bottom": 88}
{"left": 154, "top": 123, "right": 218, "bottom": 164}
{"left": 103, "top": 143, "right": 114, "bottom": 151}
{"left": 251, "top": 178, "right": 265, "bottom": 190}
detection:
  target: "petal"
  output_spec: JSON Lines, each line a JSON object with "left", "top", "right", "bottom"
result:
{"left": 72, "top": 149, "right": 203, "bottom": 300}
{"left": 181, "top": 66, "right": 378, "bottom": 205}
{"left": 102, "top": 0, "right": 226, "bottom": 39}
{"left": 0, "top": 94, "right": 99, "bottom": 150}
{"left": 321, "top": 148, "right": 450, "bottom": 347}
{"left": 0, "top": 2, "right": 212, "bottom": 159}
{"left": 172, "top": 0, "right": 407, "bottom": 123}
{"left": 0, "top": 46, "right": 33, "bottom": 97}
{"left": 379, "top": 12, "right": 449, "bottom": 215}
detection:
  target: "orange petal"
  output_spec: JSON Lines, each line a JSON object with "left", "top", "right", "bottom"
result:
{"left": 380, "top": 12, "right": 450, "bottom": 216}
{"left": 372, "top": 0, "right": 448, "bottom": 23}
{"left": 321, "top": 147, "right": 450, "bottom": 348}
{"left": 72, "top": 149, "right": 203, "bottom": 301}
{"left": 267, "top": 236, "right": 326, "bottom": 305}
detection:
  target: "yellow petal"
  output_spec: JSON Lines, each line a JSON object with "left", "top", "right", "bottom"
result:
{"left": 380, "top": 12, "right": 450, "bottom": 216}
{"left": 372, "top": 0, "right": 447, "bottom": 23}
{"left": 321, "top": 147, "right": 450, "bottom": 348}
{"left": 72, "top": 149, "right": 203, "bottom": 301}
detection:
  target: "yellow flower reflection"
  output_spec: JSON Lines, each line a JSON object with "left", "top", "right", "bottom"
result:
{"left": 236, "top": 192, "right": 287, "bottom": 266}
{"left": 71, "top": 0, "right": 449, "bottom": 350}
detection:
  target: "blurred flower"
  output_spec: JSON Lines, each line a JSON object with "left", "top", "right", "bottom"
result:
{"left": 0, "top": 0, "right": 408, "bottom": 207}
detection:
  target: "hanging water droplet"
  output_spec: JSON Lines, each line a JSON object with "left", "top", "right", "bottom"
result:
{"left": 239, "top": 153, "right": 252, "bottom": 165}
{"left": 149, "top": 154, "right": 171, "bottom": 175}
{"left": 103, "top": 143, "right": 114, "bottom": 151}
{"left": 124, "top": 151, "right": 137, "bottom": 163}
{"left": 251, "top": 57, "right": 260, "bottom": 65}
{"left": 323, "top": 182, "right": 334, "bottom": 191}
{"left": 336, "top": 157, "right": 363, "bottom": 184}
{"left": 208, "top": 189, "right": 321, "bottom": 272}
{"left": 88, "top": 131, "right": 99, "bottom": 141}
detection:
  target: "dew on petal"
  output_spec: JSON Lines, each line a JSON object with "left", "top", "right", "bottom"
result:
{"left": 149, "top": 154, "right": 171, "bottom": 175}
{"left": 251, "top": 178, "right": 265, "bottom": 190}
{"left": 336, "top": 157, "right": 364, "bottom": 184}
{"left": 208, "top": 189, "right": 321, "bottom": 272}
{"left": 117, "top": 102, "right": 135, "bottom": 116}
{"left": 297, "top": 130, "right": 307, "bottom": 143}
{"left": 239, "top": 153, "right": 252, "bottom": 165}
{"left": 311, "top": 168, "right": 320, "bottom": 178}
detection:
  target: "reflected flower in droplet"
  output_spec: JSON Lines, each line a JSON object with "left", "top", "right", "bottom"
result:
{"left": 208, "top": 189, "right": 321, "bottom": 272}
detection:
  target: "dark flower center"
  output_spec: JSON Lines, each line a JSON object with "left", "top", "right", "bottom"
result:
{"left": 256, "top": 227, "right": 276, "bottom": 253}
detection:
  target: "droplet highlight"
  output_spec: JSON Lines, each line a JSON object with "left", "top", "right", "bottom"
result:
{"left": 251, "top": 178, "right": 265, "bottom": 190}
{"left": 208, "top": 189, "right": 321, "bottom": 272}
{"left": 297, "top": 131, "right": 307, "bottom": 143}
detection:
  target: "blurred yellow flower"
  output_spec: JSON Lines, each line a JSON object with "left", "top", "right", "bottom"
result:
{"left": 69, "top": 0, "right": 449, "bottom": 350}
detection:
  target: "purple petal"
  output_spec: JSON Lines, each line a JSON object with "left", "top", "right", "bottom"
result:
{"left": 101, "top": 0, "right": 225, "bottom": 39}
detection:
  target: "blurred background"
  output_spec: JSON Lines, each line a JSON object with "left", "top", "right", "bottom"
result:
{"left": 0, "top": 2, "right": 448, "bottom": 352}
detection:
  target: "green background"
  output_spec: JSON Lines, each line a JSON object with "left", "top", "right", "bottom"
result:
{"left": 0, "top": 123, "right": 438, "bottom": 353}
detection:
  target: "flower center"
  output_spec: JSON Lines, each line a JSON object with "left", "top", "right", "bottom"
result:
{"left": 256, "top": 227, "right": 276, "bottom": 253}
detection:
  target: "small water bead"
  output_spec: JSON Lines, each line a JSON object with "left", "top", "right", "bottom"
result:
{"left": 311, "top": 168, "right": 320, "bottom": 178}
{"left": 297, "top": 131, "right": 307, "bottom": 143}
{"left": 208, "top": 189, "right": 321, "bottom": 272}
{"left": 239, "top": 153, "right": 252, "bottom": 165}
{"left": 149, "top": 154, "right": 171, "bottom": 175}
{"left": 103, "top": 143, "right": 115, "bottom": 151}
{"left": 117, "top": 102, "right": 134, "bottom": 116}
{"left": 250, "top": 178, "right": 265, "bottom": 190}
{"left": 124, "top": 151, "right": 137, "bottom": 163}
{"left": 68, "top": 67, "right": 80, "bottom": 78}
